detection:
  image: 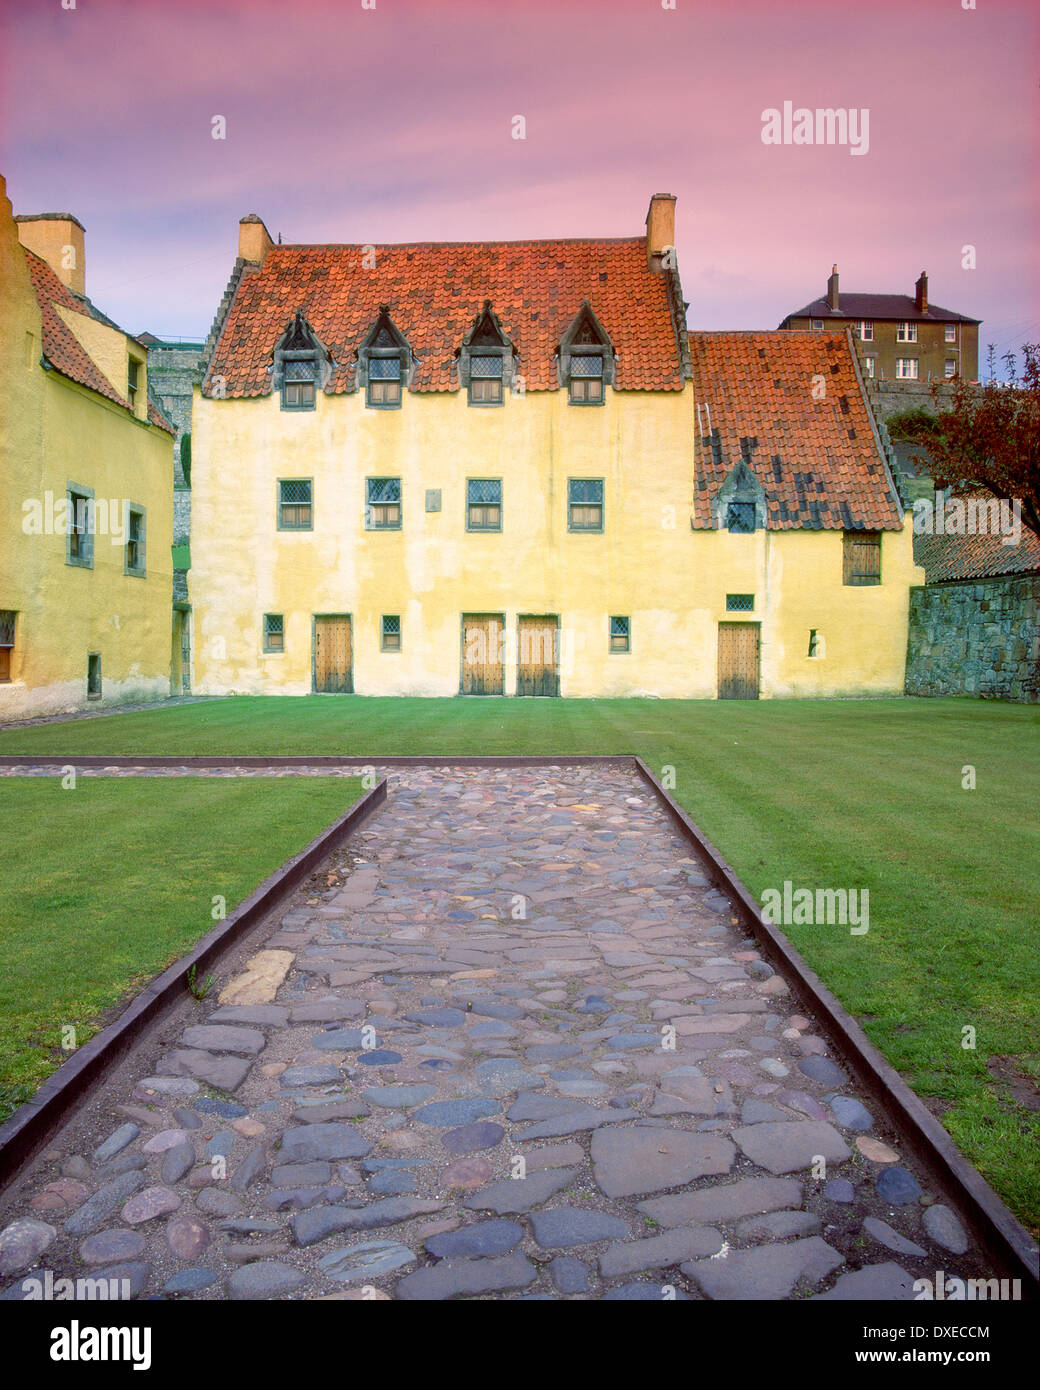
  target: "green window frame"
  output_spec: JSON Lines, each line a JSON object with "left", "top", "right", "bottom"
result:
{"left": 66, "top": 483, "right": 94, "bottom": 568}
{"left": 263, "top": 613, "right": 284, "bottom": 653}
{"left": 281, "top": 357, "right": 317, "bottom": 410}
{"left": 466, "top": 478, "right": 502, "bottom": 531}
{"left": 0, "top": 610, "right": 15, "bottom": 683}
{"left": 366, "top": 477, "right": 402, "bottom": 530}
{"left": 278, "top": 479, "right": 313, "bottom": 530}
{"left": 568, "top": 478, "right": 604, "bottom": 531}
{"left": 381, "top": 614, "right": 401, "bottom": 651}
{"left": 609, "top": 615, "right": 630, "bottom": 653}
{"left": 568, "top": 352, "right": 604, "bottom": 404}
{"left": 468, "top": 354, "right": 504, "bottom": 406}
{"left": 125, "top": 505, "right": 146, "bottom": 576}
{"left": 367, "top": 356, "right": 402, "bottom": 409}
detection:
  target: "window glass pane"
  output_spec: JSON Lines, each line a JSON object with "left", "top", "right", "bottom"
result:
{"left": 471, "top": 355, "right": 503, "bottom": 378}
{"left": 726, "top": 593, "right": 754, "bottom": 611}
{"left": 367, "top": 478, "right": 401, "bottom": 503}
{"left": 281, "top": 481, "right": 312, "bottom": 504}
{"left": 571, "top": 354, "right": 603, "bottom": 378}
{"left": 369, "top": 357, "right": 401, "bottom": 379}
{"left": 468, "top": 479, "right": 502, "bottom": 505}
{"left": 726, "top": 502, "right": 756, "bottom": 532}
{"left": 569, "top": 479, "right": 603, "bottom": 504}
{"left": 285, "top": 359, "right": 317, "bottom": 381}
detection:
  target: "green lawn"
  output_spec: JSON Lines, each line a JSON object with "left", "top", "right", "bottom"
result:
{"left": 0, "top": 776, "right": 362, "bottom": 1119}
{"left": 1, "top": 695, "right": 1037, "bottom": 1232}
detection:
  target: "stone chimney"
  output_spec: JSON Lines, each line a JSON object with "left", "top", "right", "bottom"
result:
{"left": 238, "top": 213, "right": 274, "bottom": 265}
{"left": 827, "top": 263, "right": 839, "bottom": 311}
{"left": 915, "top": 271, "right": 928, "bottom": 313}
{"left": 645, "top": 193, "right": 676, "bottom": 271}
{"left": 15, "top": 213, "right": 86, "bottom": 296}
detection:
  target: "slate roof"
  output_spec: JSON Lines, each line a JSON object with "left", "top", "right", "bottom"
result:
{"left": 24, "top": 249, "right": 174, "bottom": 433}
{"left": 781, "top": 293, "right": 979, "bottom": 326}
{"left": 203, "top": 238, "right": 684, "bottom": 397}
{"left": 914, "top": 504, "right": 1040, "bottom": 582}
{"left": 689, "top": 330, "right": 904, "bottom": 531}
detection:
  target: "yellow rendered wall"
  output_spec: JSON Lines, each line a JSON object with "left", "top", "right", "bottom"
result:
{"left": 190, "top": 382, "right": 922, "bottom": 698}
{"left": 0, "top": 182, "right": 174, "bottom": 717}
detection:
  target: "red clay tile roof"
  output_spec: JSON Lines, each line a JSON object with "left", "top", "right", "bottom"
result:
{"left": 23, "top": 248, "right": 174, "bottom": 433}
{"left": 203, "top": 239, "right": 684, "bottom": 397}
{"left": 689, "top": 330, "right": 904, "bottom": 531}
{"left": 914, "top": 500, "right": 1040, "bottom": 582}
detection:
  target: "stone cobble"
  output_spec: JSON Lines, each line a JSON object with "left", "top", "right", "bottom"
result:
{"left": 0, "top": 765, "right": 978, "bottom": 1299}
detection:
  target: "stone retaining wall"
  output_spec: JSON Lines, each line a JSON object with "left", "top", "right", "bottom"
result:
{"left": 906, "top": 574, "right": 1040, "bottom": 701}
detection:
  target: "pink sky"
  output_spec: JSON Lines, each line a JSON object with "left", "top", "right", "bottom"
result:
{"left": 2, "top": 0, "right": 1037, "bottom": 370}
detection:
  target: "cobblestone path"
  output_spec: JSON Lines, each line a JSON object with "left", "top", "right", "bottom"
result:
{"left": 0, "top": 765, "right": 978, "bottom": 1300}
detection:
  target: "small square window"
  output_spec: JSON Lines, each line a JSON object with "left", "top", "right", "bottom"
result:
{"left": 467, "top": 478, "right": 502, "bottom": 531}
{"left": 66, "top": 486, "right": 94, "bottom": 567}
{"left": 811, "top": 319, "right": 824, "bottom": 331}
{"left": 381, "top": 614, "right": 401, "bottom": 651}
{"left": 945, "top": 325, "right": 957, "bottom": 343}
{"left": 366, "top": 477, "right": 402, "bottom": 529}
{"left": 609, "top": 616, "right": 630, "bottom": 653}
{"left": 0, "top": 610, "right": 15, "bottom": 683}
{"left": 896, "top": 322, "right": 918, "bottom": 343}
{"left": 87, "top": 652, "right": 102, "bottom": 699}
{"left": 367, "top": 356, "right": 402, "bottom": 408}
{"left": 726, "top": 593, "right": 754, "bottom": 612}
{"left": 843, "top": 531, "right": 881, "bottom": 585}
{"left": 568, "top": 478, "right": 604, "bottom": 530}
{"left": 469, "top": 355, "right": 503, "bottom": 405}
{"left": 125, "top": 508, "right": 145, "bottom": 575}
{"left": 263, "top": 613, "right": 284, "bottom": 653}
{"left": 282, "top": 358, "right": 316, "bottom": 409}
{"left": 279, "top": 479, "right": 313, "bottom": 529}
{"left": 726, "top": 502, "right": 756, "bottom": 533}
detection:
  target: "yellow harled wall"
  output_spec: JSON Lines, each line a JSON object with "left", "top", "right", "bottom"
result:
{"left": 0, "top": 179, "right": 174, "bottom": 717}
{"left": 189, "top": 379, "right": 923, "bottom": 698}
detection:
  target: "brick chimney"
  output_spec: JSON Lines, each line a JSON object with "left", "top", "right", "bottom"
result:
{"left": 238, "top": 213, "right": 274, "bottom": 265}
{"left": 827, "top": 263, "right": 839, "bottom": 311}
{"left": 645, "top": 193, "right": 676, "bottom": 271}
{"left": 15, "top": 213, "right": 86, "bottom": 296}
{"left": 915, "top": 270, "right": 928, "bottom": 313}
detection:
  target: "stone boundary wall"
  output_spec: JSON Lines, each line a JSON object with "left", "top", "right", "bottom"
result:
{"left": 906, "top": 574, "right": 1040, "bottom": 702}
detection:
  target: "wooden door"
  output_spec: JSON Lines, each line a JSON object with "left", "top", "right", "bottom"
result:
{"left": 460, "top": 614, "right": 504, "bottom": 695}
{"left": 314, "top": 615, "right": 353, "bottom": 693}
{"left": 516, "top": 616, "right": 560, "bottom": 697}
{"left": 718, "top": 622, "right": 760, "bottom": 699}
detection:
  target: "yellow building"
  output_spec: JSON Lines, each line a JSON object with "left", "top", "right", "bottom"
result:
{"left": 190, "top": 195, "right": 923, "bottom": 699}
{"left": 0, "top": 177, "right": 175, "bottom": 717}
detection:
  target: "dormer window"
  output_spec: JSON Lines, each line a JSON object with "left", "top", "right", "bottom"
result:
{"left": 127, "top": 357, "right": 140, "bottom": 406}
{"left": 272, "top": 311, "right": 329, "bottom": 411}
{"left": 559, "top": 301, "right": 614, "bottom": 405}
{"left": 713, "top": 461, "right": 767, "bottom": 534}
{"left": 358, "top": 306, "right": 412, "bottom": 409}
{"left": 726, "top": 502, "right": 756, "bottom": 533}
{"left": 460, "top": 302, "right": 514, "bottom": 407}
